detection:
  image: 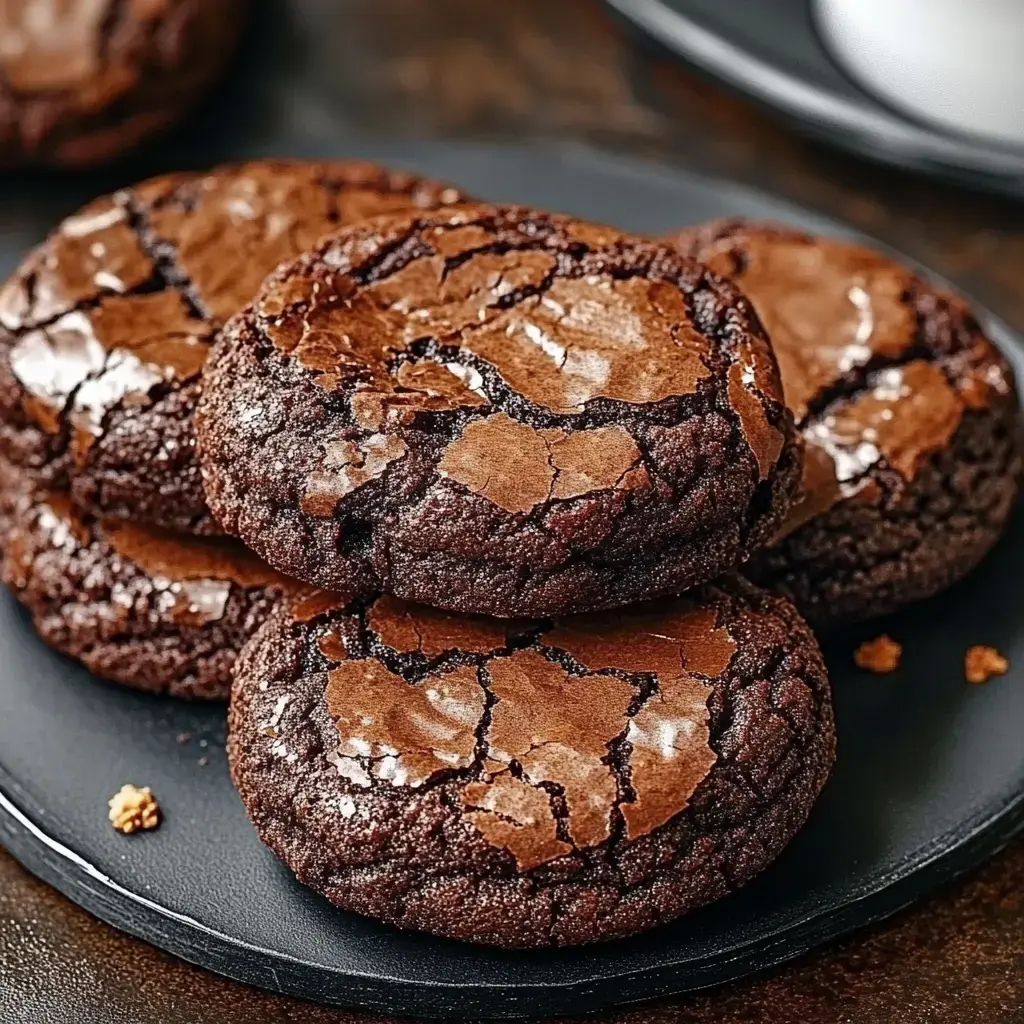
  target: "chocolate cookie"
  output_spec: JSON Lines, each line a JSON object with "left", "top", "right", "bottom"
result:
{"left": 228, "top": 577, "right": 834, "bottom": 948}
{"left": 2, "top": 488, "right": 303, "bottom": 699}
{"left": 0, "top": 0, "right": 245, "bottom": 168}
{"left": 197, "top": 205, "right": 800, "bottom": 617}
{"left": 0, "top": 453, "right": 24, "bottom": 539}
{"left": 673, "top": 220, "right": 1022, "bottom": 627}
{"left": 0, "top": 161, "right": 464, "bottom": 534}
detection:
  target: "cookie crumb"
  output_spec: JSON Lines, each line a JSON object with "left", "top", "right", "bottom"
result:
{"left": 176, "top": 732, "right": 191, "bottom": 745}
{"left": 108, "top": 785, "right": 161, "bottom": 834}
{"left": 854, "top": 635, "right": 902, "bottom": 673}
{"left": 197, "top": 756, "right": 210, "bottom": 768}
{"left": 965, "top": 645, "right": 1008, "bottom": 685}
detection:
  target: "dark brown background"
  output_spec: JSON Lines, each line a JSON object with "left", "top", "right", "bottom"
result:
{"left": 2, "top": 1, "right": 1024, "bottom": 1021}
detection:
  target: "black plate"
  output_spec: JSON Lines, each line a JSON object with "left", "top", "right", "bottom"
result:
{"left": 1, "top": 142, "right": 1024, "bottom": 1018}
{"left": 604, "top": 0, "right": 1024, "bottom": 198}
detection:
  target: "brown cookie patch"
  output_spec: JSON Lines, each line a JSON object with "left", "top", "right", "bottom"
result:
{"left": 260, "top": 245, "right": 713, "bottom": 416}
{"left": 349, "top": 359, "right": 488, "bottom": 431}
{"left": 436, "top": 414, "right": 645, "bottom": 515}
{"left": 545, "top": 604, "right": 737, "bottom": 678}
{"left": 436, "top": 413, "right": 554, "bottom": 514}
{"left": 680, "top": 225, "right": 917, "bottom": 421}
{"left": 302, "top": 434, "right": 410, "bottom": 517}
{"left": 102, "top": 517, "right": 292, "bottom": 621}
{"left": 459, "top": 275, "right": 713, "bottom": 414}
{"left": 325, "top": 661, "right": 485, "bottom": 789}
{"left": 302, "top": 590, "right": 727, "bottom": 868}
{"left": 460, "top": 772, "right": 569, "bottom": 873}
{"left": 0, "top": 197, "right": 153, "bottom": 326}
{"left": 199, "top": 205, "right": 799, "bottom": 617}
{"left": 2, "top": 487, "right": 302, "bottom": 698}
{"left": 291, "top": 588, "right": 354, "bottom": 625}
{"left": 0, "top": 160, "right": 466, "bottom": 534}
{"left": 463, "top": 650, "right": 632, "bottom": 869}
{"left": 674, "top": 220, "right": 1022, "bottom": 627}
{"left": 315, "top": 594, "right": 729, "bottom": 865}
{"left": 728, "top": 359, "right": 784, "bottom": 481}
{"left": 228, "top": 576, "right": 834, "bottom": 947}
{"left": 786, "top": 360, "right": 966, "bottom": 530}
{"left": 366, "top": 593, "right": 510, "bottom": 657}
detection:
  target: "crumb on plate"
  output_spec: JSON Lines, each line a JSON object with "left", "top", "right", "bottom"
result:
{"left": 965, "top": 645, "right": 1008, "bottom": 685}
{"left": 854, "top": 635, "right": 902, "bottom": 674}
{"left": 108, "top": 784, "right": 161, "bottom": 834}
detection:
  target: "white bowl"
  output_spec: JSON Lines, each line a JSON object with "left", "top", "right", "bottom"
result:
{"left": 817, "top": 0, "right": 1024, "bottom": 148}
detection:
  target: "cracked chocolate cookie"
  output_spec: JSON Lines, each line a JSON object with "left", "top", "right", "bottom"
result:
{"left": 228, "top": 577, "right": 834, "bottom": 947}
{"left": 0, "top": 160, "right": 465, "bottom": 535}
{"left": 2, "top": 488, "right": 304, "bottom": 699}
{"left": 673, "top": 220, "right": 1022, "bottom": 628}
{"left": 0, "top": 0, "right": 246, "bottom": 168}
{"left": 197, "top": 205, "right": 800, "bottom": 617}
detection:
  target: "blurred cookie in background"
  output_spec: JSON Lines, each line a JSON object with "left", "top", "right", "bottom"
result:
{"left": 0, "top": 0, "right": 249, "bottom": 168}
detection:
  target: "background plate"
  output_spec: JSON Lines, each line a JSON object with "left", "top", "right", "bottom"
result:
{"left": 604, "top": 0, "right": 1024, "bottom": 198}
{"left": 1, "top": 142, "right": 1023, "bottom": 1018}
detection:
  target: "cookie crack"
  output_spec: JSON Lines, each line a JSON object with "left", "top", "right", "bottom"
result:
{"left": 798, "top": 285, "right": 991, "bottom": 431}
{"left": 351, "top": 226, "right": 437, "bottom": 287}
{"left": 244, "top": 589, "right": 832, "bottom": 943}
{"left": 120, "top": 190, "right": 209, "bottom": 322}
{"left": 759, "top": 408, "right": 1021, "bottom": 602}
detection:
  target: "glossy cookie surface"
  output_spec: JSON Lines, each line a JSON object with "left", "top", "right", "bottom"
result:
{"left": 197, "top": 204, "right": 799, "bottom": 617}
{"left": 0, "top": 160, "right": 464, "bottom": 534}
{"left": 0, "top": 0, "right": 245, "bottom": 167}
{"left": 228, "top": 578, "right": 834, "bottom": 947}
{"left": 674, "top": 220, "right": 1022, "bottom": 627}
{"left": 2, "top": 486, "right": 302, "bottom": 698}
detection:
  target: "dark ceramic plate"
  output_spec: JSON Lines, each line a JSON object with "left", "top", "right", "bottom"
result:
{"left": 1, "top": 141, "right": 1024, "bottom": 1019}
{"left": 604, "top": 0, "right": 1024, "bottom": 198}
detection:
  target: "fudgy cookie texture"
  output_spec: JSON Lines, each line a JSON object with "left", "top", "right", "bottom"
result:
{"left": 2, "top": 487, "right": 303, "bottom": 699}
{"left": 0, "top": 452, "right": 24, "bottom": 538}
{"left": 673, "top": 220, "right": 1022, "bottom": 628}
{"left": 197, "top": 205, "right": 800, "bottom": 618}
{"left": 0, "top": 161, "right": 465, "bottom": 534}
{"left": 0, "top": 0, "right": 245, "bottom": 168}
{"left": 229, "top": 578, "right": 834, "bottom": 947}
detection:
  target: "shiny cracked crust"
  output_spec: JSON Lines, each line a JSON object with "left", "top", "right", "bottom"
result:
{"left": 197, "top": 205, "right": 800, "bottom": 618}
{"left": 0, "top": 160, "right": 466, "bottom": 534}
{"left": 673, "top": 220, "right": 1023, "bottom": 628}
{"left": 0, "top": 0, "right": 246, "bottom": 168}
{"left": 228, "top": 577, "right": 834, "bottom": 948}
{"left": 1, "top": 483, "right": 303, "bottom": 698}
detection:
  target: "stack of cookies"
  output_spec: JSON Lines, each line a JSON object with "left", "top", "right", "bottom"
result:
{"left": 0, "top": 159, "right": 1018, "bottom": 949}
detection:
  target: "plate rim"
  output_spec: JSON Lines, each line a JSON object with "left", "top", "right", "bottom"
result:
{"left": 603, "top": 0, "right": 1024, "bottom": 195}
{"left": 4, "top": 759, "right": 1024, "bottom": 1016}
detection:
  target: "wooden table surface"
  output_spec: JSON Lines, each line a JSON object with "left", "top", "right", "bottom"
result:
{"left": 3, "top": 1, "right": 1024, "bottom": 1021}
